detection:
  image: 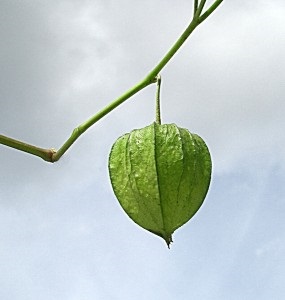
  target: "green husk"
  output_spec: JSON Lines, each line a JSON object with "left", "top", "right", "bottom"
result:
{"left": 108, "top": 123, "right": 211, "bottom": 246}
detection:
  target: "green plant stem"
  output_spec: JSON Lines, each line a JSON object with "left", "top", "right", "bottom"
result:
{"left": 194, "top": 0, "right": 198, "bottom": 17}
{"left": 195, "top": 0, "right": 207, "bottom": 19}
{"left": 199, "top": 0, "right": 224, "bottom": 23}
{"left": 52, "top": 78, "right": 155, "bottom": 162}
{"left": 0, "top": 134, "right": 55, "bottom": 162}
{"left": 0, "top": 0, "right": 224, "bottom": 163}
{"left": 155, "top": 75, "right": 162, "bottom": 125}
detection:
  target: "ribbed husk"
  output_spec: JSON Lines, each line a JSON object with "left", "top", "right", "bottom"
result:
{"left": 109, "top": 122, "right": 212, "bottom": 246}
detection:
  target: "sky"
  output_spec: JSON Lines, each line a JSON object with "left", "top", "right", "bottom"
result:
{"left": 0, "top": 1, "right": 285, "bottom": 299}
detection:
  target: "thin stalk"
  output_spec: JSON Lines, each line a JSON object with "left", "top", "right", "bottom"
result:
{"left": 155, "top": 75, "right": 162, "bottom": 125}
{"left": 0, "top": 0, "right": 224, "bottom": 162}
{"left": 194, "top": 0, "right": 198, "bottom": 17}
{"left": 147, "top": 18, "right": 199, "bottom": 79}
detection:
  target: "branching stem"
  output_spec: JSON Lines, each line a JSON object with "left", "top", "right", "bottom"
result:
{"left": 195, "top": 0, "right": 207, "bottom": 19}
{"left": 0, "top": 0, "right": 224, "bottom": 162}
{"left": 199, "top": 0, "right": 224, "bottom": 23}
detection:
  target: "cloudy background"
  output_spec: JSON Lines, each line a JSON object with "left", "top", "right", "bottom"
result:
{"left": 0, "top": 1, "right": 284, "bottom": 299}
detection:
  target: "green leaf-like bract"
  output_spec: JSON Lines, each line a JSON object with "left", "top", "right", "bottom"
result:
{"left": 108, "top": 123, "right": 211, "bottom": 246}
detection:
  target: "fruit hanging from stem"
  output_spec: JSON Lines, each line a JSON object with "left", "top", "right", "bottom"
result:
{"left": 109, "top": 75, "right": 211, "bottom": 247}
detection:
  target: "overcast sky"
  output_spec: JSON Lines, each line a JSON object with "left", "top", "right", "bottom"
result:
{"left": 1, "top": 1, "right": 285, "bottom": 299}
